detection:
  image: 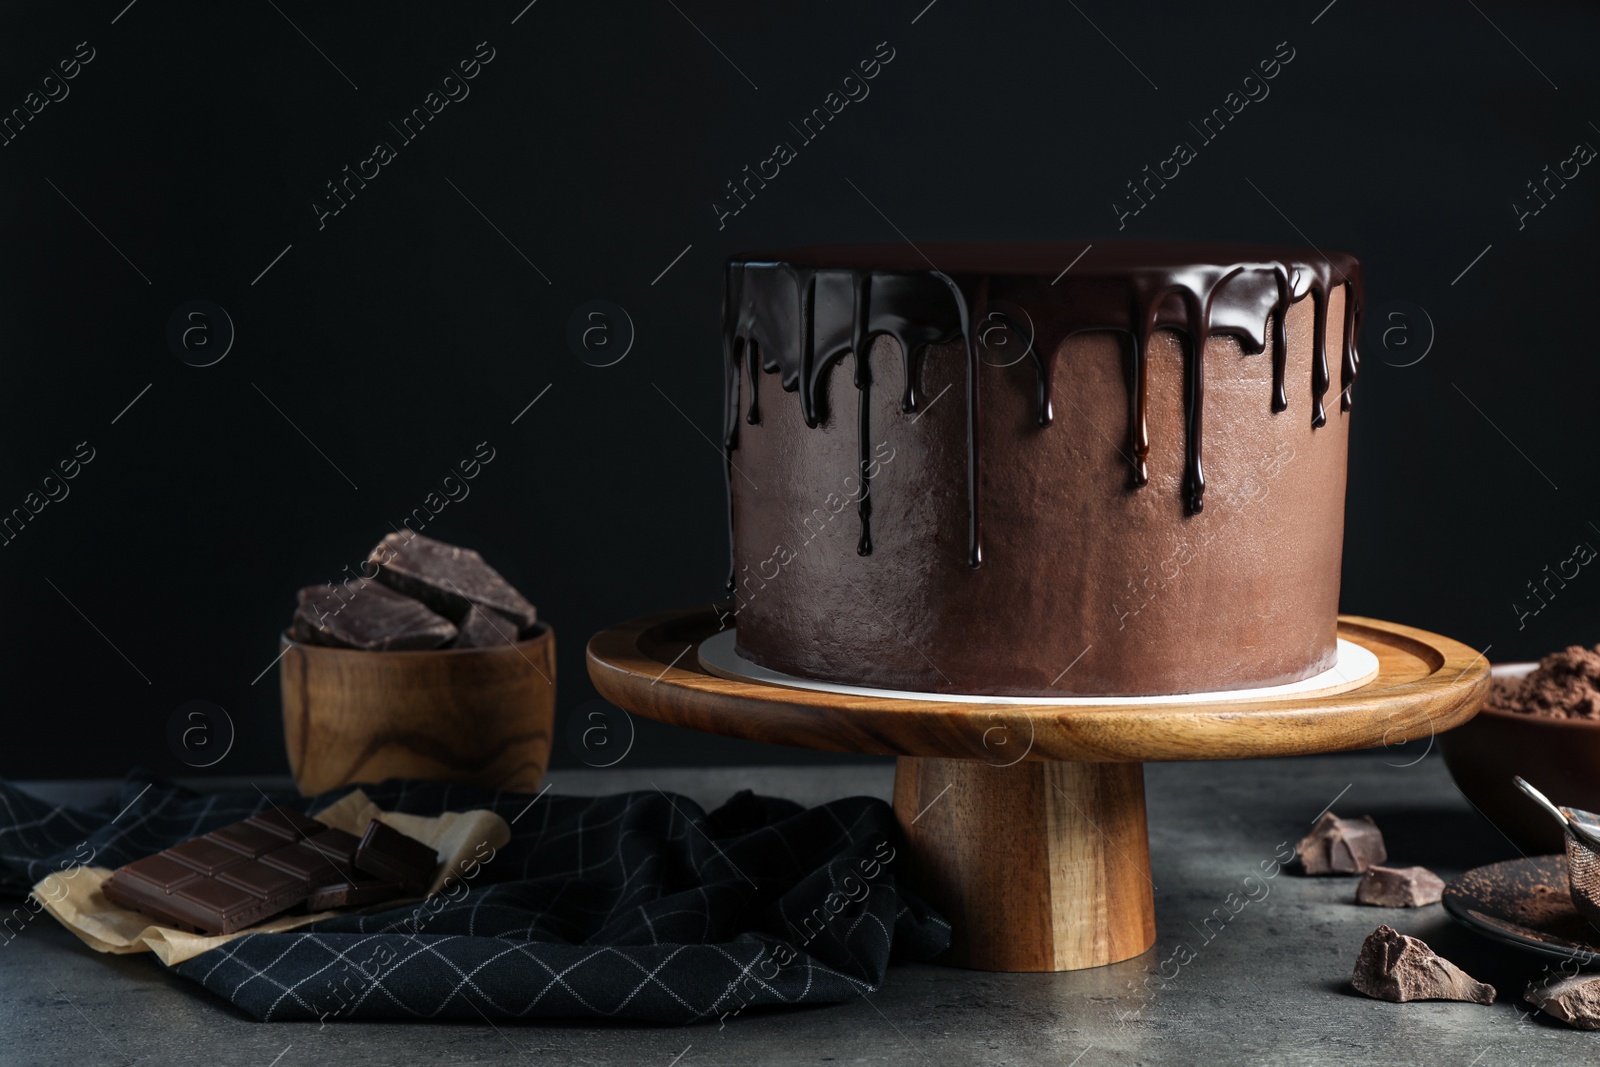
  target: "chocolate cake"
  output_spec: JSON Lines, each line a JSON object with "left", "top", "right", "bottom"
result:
{"left": 721, "top": 242, "right": 1361, "bottom": 696}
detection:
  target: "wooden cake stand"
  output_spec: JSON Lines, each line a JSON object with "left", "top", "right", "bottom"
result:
{"left": 586, "top": 609, "right": 1489, "bottom": 972}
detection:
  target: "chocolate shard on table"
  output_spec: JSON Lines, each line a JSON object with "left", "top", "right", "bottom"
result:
{"left": 1355, "top": 865, "right": 1445, "bottom": 907}
{"left": 369, "top": 532, "right": 537, "bottom": 631}
{"left": 291, "top": 582, "right": 457, "bottom": 651}
{"left": 1526, "top": 973, "right": 1600, "bottom": 1030}
{"left": 354, "top": 820, "right": 439, "bottom": 895}
{"left": 306, "top": 872, "right": 405, "bottom": 910}
{"left": 1350, "top": 925, "right": 1495, "bottom": 1004}
{"left": 1296, "top": 812, "right": 1387, "bottom": 874}
{"left": 452, "top": 604, "right": 519, "bottom": 649}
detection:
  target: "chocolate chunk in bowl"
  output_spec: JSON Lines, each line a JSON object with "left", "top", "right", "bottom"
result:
{"left": 290, "top": 582, "right": 457, "bottom": 651}
{"left": 369, "top": 531, "right": 537, "bottom": 631}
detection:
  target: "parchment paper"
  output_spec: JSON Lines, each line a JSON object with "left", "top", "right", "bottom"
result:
{"left": 32, "top": 790, "right": 510, "bottom": 966}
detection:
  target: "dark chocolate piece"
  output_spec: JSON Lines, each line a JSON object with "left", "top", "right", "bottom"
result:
{"left": 210, "top": 821, "right": 290, "bottom": 859}
{"left": 452, "top": 604, "right": 519, "bottom": 649}
{"left": 1527, "top": 974, "right": 1600, "bottom": 1029}
{"left": 1296, "top": 812, "right": 1387, "bottom": 875}
{"left": 173, "top": 878, "right": 264, "bottom": 931}
{"left": 306, "top": 873, "right": 405, "bottom": 910}
{"left": 247, "top": 808, "right": 325, "bottom": 841}
{"left": 291, "top": 582, "right": 457, "bottom": 652}
{"left": 1351, "top": 925, "right": 1495, "bottom": 1004}
{"left": 259, "top": 841, "right": 339, "bottom": 882}
{"left": 287, "top": 610, "right": 331, "bottom": 646}
{"left": 355, "top": 820, "right": 439, "bottom": 894}
{"left": 112, "top": 853, "right": 200, "bottom": 896}
{"left": 306, "top": 828, "right": 362, "bottom": 865}
{"left": 369, "top": 532, "right": 536, "bottom": 630}
{"left": 167, "top": 837, "right": 247, "bottom": 877}
{"left": 217, "top": 858, "right": 311, "bottom": 900}
{"left": 1356, "top": 865, "right": 1445, "bottom": 907}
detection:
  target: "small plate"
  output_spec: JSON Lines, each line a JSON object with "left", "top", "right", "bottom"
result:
{"left": 698, "top": 630, "right": 1380, "bottom": 705}
{"left": 1443, "top": 855, "right": 1600, "bottom": 964}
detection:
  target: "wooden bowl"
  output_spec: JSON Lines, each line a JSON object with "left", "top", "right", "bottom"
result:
{"left": 1440, "top": 663, "right": 1600, "bottom": 854}
{"left": 279, "top": 623, "right": 555, "bottom": 796}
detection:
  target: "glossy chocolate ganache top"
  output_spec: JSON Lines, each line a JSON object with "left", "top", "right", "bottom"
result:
{"left": 722, "top": 241, "right": 1362, "bottom": 574}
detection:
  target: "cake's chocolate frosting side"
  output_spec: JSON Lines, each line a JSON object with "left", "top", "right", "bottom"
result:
{"left": 722, "top": 242, "right": 1362, "bottom": 580}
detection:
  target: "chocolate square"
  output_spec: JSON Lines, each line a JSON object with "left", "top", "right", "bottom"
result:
{"left": 247, "top": 808, "right": 325, "bottom": 841}
{"left": 168, "top": 837, "right": 247, "bottom": 877}
{"left": 101, "top": 876, "right": 195, "bottom": 932}
{"left": 211, "top": 821, "right": 289, "bottom": 859}
{"left": 116, "top": 854, "right": 201, "bottom": 895}
{"left": 259, "top": 841, "right": 342, "bottom": 883}
{"left": 306, "top": 828, "right": 361, "bottom": 865}
{"left": 217, "top": 858, "right": 311, "bottom": 902}
{"left": 175, "top": 878, "right": 261, "bottom": 931}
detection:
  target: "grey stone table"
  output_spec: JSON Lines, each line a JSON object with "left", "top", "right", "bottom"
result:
{"left": 2, "top": 753, "right": 1592, "bottom": 1066}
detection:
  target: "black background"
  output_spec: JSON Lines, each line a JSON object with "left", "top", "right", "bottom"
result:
{"left": 0, "top": 0, "right": 1595, "bottom": 779}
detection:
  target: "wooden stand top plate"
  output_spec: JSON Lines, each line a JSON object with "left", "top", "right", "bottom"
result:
{"left": 586, "top": 609, "right": 1489, "bottom": 764}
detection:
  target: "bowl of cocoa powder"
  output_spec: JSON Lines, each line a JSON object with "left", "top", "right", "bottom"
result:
{"left": 1441, "top": 646, "right": 1600, "bottom": 853}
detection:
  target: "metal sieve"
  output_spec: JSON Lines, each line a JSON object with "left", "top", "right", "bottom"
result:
{"left": 1515, "top": 776, "right": 1600, "bottom": 928}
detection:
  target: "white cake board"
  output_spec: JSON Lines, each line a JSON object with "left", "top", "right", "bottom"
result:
{"left": 698, "top": 629, "right": 1380, "bottom": 705}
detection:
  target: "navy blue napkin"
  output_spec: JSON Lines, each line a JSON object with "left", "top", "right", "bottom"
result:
{"left": 0, "top": 772, "right": 949, "bottom": 1024}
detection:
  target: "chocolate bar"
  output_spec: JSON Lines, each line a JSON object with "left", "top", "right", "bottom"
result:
{"left": 290, "top": 582, "right": 457, "bottom": 651}
{"left": 370, "top": 532, "right": 537, "bottom": 631}
{"left": 100, "top": 811, "right": 436, "bottom": 935}
{"left": 452, "top": 604, "right": 518, "bottom": 648}
{"left": 1350, "top": 925, "right": 1495, "bottom": 1004}
{"left": 102, "top": 810, "right": 336, "bottom": 935}
{"left": 1295, "top": 812, "right": 1387, "bottom": 874}
{"left": 355, "top": 820, "right": 440, "bottom": 894}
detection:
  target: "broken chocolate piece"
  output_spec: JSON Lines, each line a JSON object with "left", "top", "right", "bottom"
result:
{"left": 355, "top": 820, "right": 439, "bottom": 894}
{"left": 306, "top": 872, "right": 405, "bottom": 910}
{"left": 247, "top": 807, "right": 325, "bottom": 841}
{"left": 1296, "top": 812, "right": 1387, "bottom": 874}
{"left": 1351, "top": 925, "right": 1495, "bottom": 1004}
{"left": 290, "top": 582, "right": 457, "bottom": 652}
{"left": 452, "top": 604, "right": 519, "bottom": 649}
{"left": 306, "top": 828, "right": 362, "bottom": 866}
{"left": 1356, "top": 865, "right": 1445, "bottom": 907}
{"left": 1526, "top": 973, "right": 1600, "bottom": 1029}
{"left": 370, "top": 532, "right": 536, "bottom": 630}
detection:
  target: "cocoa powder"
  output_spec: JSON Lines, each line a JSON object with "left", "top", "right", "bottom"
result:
{"left": 1490, "top": 645, "right": 1600, "bottom": 719}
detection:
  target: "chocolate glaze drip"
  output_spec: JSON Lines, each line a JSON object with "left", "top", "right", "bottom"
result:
{"left": 722, "top": 242, "right": 1362, "bottom": 583}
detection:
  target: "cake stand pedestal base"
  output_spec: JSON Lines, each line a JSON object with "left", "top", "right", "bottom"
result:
{"left": 895, "top": 757, "right": 1155, "bottom": 971}
{"left": 587, "top": 609, "right": 1489, "bottom": 973}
